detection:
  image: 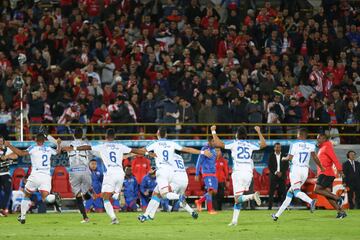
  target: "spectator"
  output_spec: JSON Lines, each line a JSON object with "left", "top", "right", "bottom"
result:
{"left": 139, "top": 167, "right": 157, "bottom": 211}
{"left": 284, "top": 98, "right": 302, "bottom": 138}
{"left": 343, "top": 151, "right": 360, "bottom": 209}
{"left": 122, "top": 167, "right": 139, "bottom": 212}
{"left": 215, "top": 149, "right": 229, "bottom": 211}
{"left": 198, "top": 98, "right": 217, "bottom": 124}
{"left": 246, "top": 92, "right": 263, "bottom": 125}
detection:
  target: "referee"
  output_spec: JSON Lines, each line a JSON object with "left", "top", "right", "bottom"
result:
{"left": 0, "top": 136, "right": 18, "bottom": 216}
{"left": 314, "top": 133, "right": 347, "bottom": 219}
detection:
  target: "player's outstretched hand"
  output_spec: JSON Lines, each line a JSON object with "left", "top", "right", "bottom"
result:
{"left": 210, "top": 125, "right": 216, "bottom": 132}
{"left": 194, "top": 176, "right": 199, "bottom": 182}
{"left": 204, "top": 150, "right": 212, "bottom": 158}
{"left": 254, "top": 126, "right": 261, "bottom": 133}
{"left": 320, "top": 166, "right": 326, "bottom": 172}
{"left": 56, "top": 138, "right": 62, "bottom": 145}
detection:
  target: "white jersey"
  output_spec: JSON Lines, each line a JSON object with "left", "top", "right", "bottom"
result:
{"left": 146, "top": 139, "right": 183, "bottom": 169}
{"left": 67, "top": 139, "right": 90, "bottom": 169}
{"left": 0, "top": 147, "right": 13, "bottom": 176}
{"left": 172, "top": 153, "right": 186, "bottom": 174}
{"left": 288, "top": 141, "right": 315, "bottom": 168}
{"left": 27, "top": 145, "right": 57, "bottom": 175}
{"left": 225, "top": 140, "right": 260, "bottom": 171}
{"left": 91, "top": 142, "right": 131, "bottom": 174}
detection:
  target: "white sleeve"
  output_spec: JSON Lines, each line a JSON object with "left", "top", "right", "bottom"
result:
{"left": 309, "top": 143, "right": 316, "bottom": 153}
{"left": 50, "top": 147, "right": 57, "bottom": 155}
{"left": 5, "top": 148, "right": 13, "bottom": 155}
{"left": 288, "top": 143, "right": 296, "bottom": 156}
{"left": 91, "top": 144, "right": 102, "bottom": 153}
{"left": 225, "top": 141, "right": 235, "bottom": 150}
{"left": 173, "top": 142, "right": 183, "bottom": 151}
{"left": 252, "top": 142, "right": 260, "bottom": 151}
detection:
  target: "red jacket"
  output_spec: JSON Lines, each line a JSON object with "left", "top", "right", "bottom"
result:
{"left": 131, "top": 156, "right": 151, "bottom": 184}
{"left": 317, "top": 141, "right": 342, "bottom": 177}
{"left": 216, "top": 157, "right": 229, "bottom": 183}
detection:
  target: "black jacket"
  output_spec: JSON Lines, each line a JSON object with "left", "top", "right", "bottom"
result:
{"left": 268, "top": 152, "right": 289, "bottom": 179}
{"left": 343, "top": 160, "right": 360, "bottom": 190}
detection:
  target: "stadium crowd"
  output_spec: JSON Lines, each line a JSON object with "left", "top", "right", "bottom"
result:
{"left": 0, "top": 0, "right": 359, "bottom": 142}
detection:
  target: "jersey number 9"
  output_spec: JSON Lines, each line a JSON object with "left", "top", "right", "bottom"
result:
{"left": 163, "top": 150, "right": 169, "bottom": 161}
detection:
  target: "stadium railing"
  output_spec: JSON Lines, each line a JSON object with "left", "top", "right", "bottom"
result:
{"left": 9, "top": 122, "right": 360, "bottom": 139}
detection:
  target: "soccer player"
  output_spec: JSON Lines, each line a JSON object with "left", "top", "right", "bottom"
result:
{"left": 314, "top": 133, "right": 346, "bottom": 219}
{"left": 211, "top": 125, "right": 265, "bottom": 226}
{"left": 59, "top": 127, "right": 93, "bottom": 223}
{"left": 138, "top": 127, "right": 211, "bottom": 222}
{"left": 122, "top": 167, "right": 139, "bottom": 211}
{"left": 0, "top": 135, "right": 18, "bottom": 216}
{"left": 62, "top": 128, "right": 150, "bottom": 224}
{"left": 272, "top": 129, "right": 325, "bottom": 221}
{"left": 5, "top": 133, "right": 62, "bottom": 224}
{"left": 140, "top": 167, "right": 157, "bottom": 210}
{"left": 195, "top": 137, "right": 218, "bottom": 214}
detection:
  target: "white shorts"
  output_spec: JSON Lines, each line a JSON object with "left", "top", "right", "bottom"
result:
{"left": 101, "top": 171, "right": 125, "bottom": 193}
{"left": 25, "top": 172, "right": 51, "bottom": 193}
{"left": 156, "top": 167, "right": 172, "bottom": 194}
{"left": 289, "top": 166, "right": 308, "bottom": 191}
{"left": 232, "top": 170, "right": 253, "bottom": 196}
{"left": 170, "top": 172, "right": 188, "bottom": 195}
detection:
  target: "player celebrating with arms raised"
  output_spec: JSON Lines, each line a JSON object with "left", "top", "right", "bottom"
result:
{"left": 61, "top": 128, "right": 150, "bottom": 224}
{"left": 211, "top": 125, "right": 265, "bottom": 226}
{"left": 272, "top": 129, "right": 324, "bottom": 221}
{"left": 5, "top": 133, "right": 62, "bottom": 224}
{"left": 195, "top": 137, "right": 218, "bottom": 214}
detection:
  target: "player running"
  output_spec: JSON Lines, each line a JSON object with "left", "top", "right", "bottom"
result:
{"left": 138, "top": 127, "right": 211, "bottom": 222}
{"left": 145, "top": 154, "right": 198, "bottom": 220}
{"left": 61, "top": 128, "right": 150, "bottom": 224}
{"left": 314, "top": 133, "right": 347, "bottom": 219}
{"left": 211, "top": 125, "right": 265, "bottom": 226}
{"left": 58, "top": 127, "right": 93, "bottom": 223}
{"left": 195, "top": 137, "right": 218, "bottom": 214}
{"left": 5, "top": 133, "right": 62, "bottom": 224}
{"left": 272, "top": 129, "right": 325, "bottom": 221}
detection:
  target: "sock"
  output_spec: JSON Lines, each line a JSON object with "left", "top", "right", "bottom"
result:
{"left": 83, "top": 191, "right": 92, "bottom": 200}
{"left": 206, "top": 193, "right": 213, "bottom": 211}
{"left": 45, "top": 194, "right": 55, "bottom": 204}
{"left": 275, "top": 191, "right": 293, "bottom": 218}
{"left": 76, "top": 196, "right": 88, "bottom": 219}
{"left": 20, "top": 198, "right": 31, "bottom": 219}
{"left": 238, "top": 194, "right": 254, "bottom": 203}
{"left": 104, "top": 200, "right": 116, "bottom": 220}
{"left": 147, "top": 196, "right": 161, "bottom": 219}
{"left": 144, "top": 196, "right": 160, "bottom": 216}
{"left": 295, "top": 191, "right": 313, "bottom": 204}
{"left": 165, "top": 192, "right": 180, "bottom": 200}
{"left": 180, "top": 201, "right": 194, "bottom": 215}
{"left": 198, "top": 193, "right": 207, "bottom": 204}
{"left": 231, "top": 203, "right": 241, "bottom": 223}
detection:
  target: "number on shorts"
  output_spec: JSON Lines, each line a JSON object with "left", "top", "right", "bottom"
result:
{"left": 42, "top": 155, "right": 48, "bottom": 167}
{"left": 163, "top": 150, "right": 169, "bottom": 161}
{"left": 175, "top": 160, "right": 184, "bottom": 169}
{"left": 237, "top": 147, "right": 250, "bottom": 159}
{"left": 299, "top": 152, "right": 308, "bottom": 163}
{"left": 109, "top": 151, "right": 117, "bottom": 163}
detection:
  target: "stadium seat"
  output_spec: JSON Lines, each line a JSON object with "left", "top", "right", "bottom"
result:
{"left": 253, "top": 169, "right": 262, "bottom": 193}
{"left": 186, "top": 167, "right": 204, "bottom": 196}
{"left": 12, "top": 167, "right": 25, "bottom": 190}
{"left": 51, "top": 166, "right": 73, "bottom": 198}
{"left": 131, "top": 156, "right": 151, "bottom": 184}
{"left": 260, "top": 168, "right": 270, "bottom": 195}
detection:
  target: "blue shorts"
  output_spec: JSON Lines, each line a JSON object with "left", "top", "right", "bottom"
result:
{"left": 203, "top": 176, "right": 218, "bottom": 191}
{"left": 85, "top": 198, "right": 104, "bottom": 210}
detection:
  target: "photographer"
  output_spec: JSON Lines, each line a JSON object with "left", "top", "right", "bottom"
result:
{"left": 0, "top": 136, "right": 18, "bottom": 216}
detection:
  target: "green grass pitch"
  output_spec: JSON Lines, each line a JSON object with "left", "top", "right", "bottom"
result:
{"left": 0, "top": 210, "right": 359, "bottom": 240}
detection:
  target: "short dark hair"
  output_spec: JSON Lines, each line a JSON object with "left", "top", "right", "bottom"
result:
{"left": 347, "top": 150, "right": 356, "bottom": 159}
{"left": 274, "top": 142, "right": 281, "bottom": 147}
{"left": 318, "top": 133, "right": 329, "bottom": 140}
{"left": 298, "top": 128, "right": 308, "bottom": 138}
{"left": 158, "top": 127, "right": 167, "bottom": 138}
{"left": 106, "top": 128, "right": 116, "bottom": 139}
{"left": 74, "top": 127, "right": 83, "bottom": 139}
{"left": 36, "top": 133, "right": 45, "bottom": 142}
{"left": 207, "top": 136, "right": 214, "bottom": 142}
{"left": 236, "top": 126, "right": 247, "bottom": 140}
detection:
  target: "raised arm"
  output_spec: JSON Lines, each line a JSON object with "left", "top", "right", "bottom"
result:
{"left": 254, "top": 126, "right": 266, "bottom": 149}
{"left": 61, "top": 144, "right": 92, "bottom": 152}
{"left": 311, "top": 151, "right": 325, "bottom": 172}
{"left": 282, "top": 154, "right": 293, "bottom": 161}
{"left": 4, "top": 141, "right": 29, "bottom": 157}
{"left": 181, "top": 147, "right": 212, "bottom": 158}
{"left": 0, "top": 151, "right": 18, "bottom": 160}
{"left": 210, "top": 125, "right": 225, "bottom": 148}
